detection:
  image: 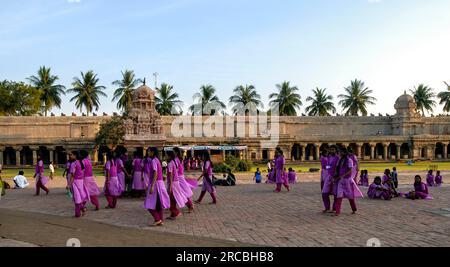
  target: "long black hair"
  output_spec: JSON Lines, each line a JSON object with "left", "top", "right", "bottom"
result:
{"left": 335, "top": 147, "right": 349, "bottom": 178}
{"left": 166, "top": 150, "right": 177, "bottom": 168}
{"left": 149, "top": 147, "right": 159, "bottom": 159}
{"left": 173, "top": 147, "right": 183, "bottom": 161}
{"left": 106, "top": 151, "right": 115, "bottom": 165}
{"left": 80, "top": 150, "right": 89, "bottom": 160}
{"left": 203, "top": 151, "right": 213, "bottom": 169}
{"left": 72, "top": 150, "right": 85, "bottom": 170}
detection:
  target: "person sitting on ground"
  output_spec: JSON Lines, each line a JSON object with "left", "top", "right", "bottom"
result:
{"left": 435, "top": 171, "right": 443, "bottom": 187}
{"left": 214, "top": 169, "right": 236, "bottom": 186}
{"left": 287, "top": 168, "right": 297, "bottom": 184}
{"left": 383, "top": 175, "right": 400, "bottom": 198}
{"left": 254, "top": 168, "right": 262, "bottom": 184}
{"left": 368, "top": 176, "right": 391, "bottom": 200}
{"left": 13, "top": 171, "right": 30, "bottom": 189}
{"left": 405, "top": 175, "right": 433, "bottom": 200}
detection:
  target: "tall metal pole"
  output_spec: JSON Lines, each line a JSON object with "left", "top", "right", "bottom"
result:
{"left": 153, "top": 72, "right": 159, "bottom": 89}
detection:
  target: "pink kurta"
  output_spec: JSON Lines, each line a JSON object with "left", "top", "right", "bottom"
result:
{"left": 144, "top": 158, "right": 170, "bottom": 210}
{"left": 320, "top": 156, "right": 329, "bottom": 184}
{"left": 349, "top": 154, "right": 359, "bottom": 182}
{"left": 35, "top": 160, "right": 49, "bottom": 186}
{"left": 288, "top": 171, "right": 297, "bottom": 184}
{"left": 115, "top": 158, "right": 125, "bottom": 193}
{"left": 132, "top": 158, "right": 146, "bottom": 190}
{"left": 335, "top": 157, "right": 364, "bottom": 199}
{"left": 322, "top": 155, "right": 339, "bottom": 194}
{"left": 274, "top": 156, "right": 286, "bottom": 184}
{"left": 427, "top": 174, "right": 435, "bottom": 187}
{"left": 367, "top": 183, "right": 389, "bottom": 199}
{"left": 167, "top": 160, "right": 188, "bottom": 208}
{"left": 82, "top": 158, "right": 100, "bottom": 196}
{"left": 201, "top": 160, "right": 216, "bottom": 193}
{"left": 176, "top": 157, "right": 194, "bottom": 198}
{"left": 69, "top": 160, "right": 90, "bottom": 205}
{"left": 104, "top": 161, "right": 121, "bottom": 197}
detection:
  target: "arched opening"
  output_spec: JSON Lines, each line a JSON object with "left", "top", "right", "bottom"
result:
{"left": 401, "top": 143, "right": 410, "bottom": 159}
{"left": 4, "top": 147, "right": 17, "bottom": 165}
{"left": 388, "top": 143, "right": 397, "bottom": 160}
{"left": 305, "top": 144, "right": 315, "bottom": 161}
{"left": 375, "top": 143, "right": 384, "bottom": 160}
{"left": 435, "top": 143, "right": 444, "bottom": 159}
{"left": 291, "top": 144, "right": 302, "bottom": 161}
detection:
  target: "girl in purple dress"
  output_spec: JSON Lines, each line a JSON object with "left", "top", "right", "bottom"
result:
{"left": 320, "top": 150, "right": 329, "bottom": 190}
{"left": 348, "top": 148, "right": 359, "bottom": 184}
{"left": 426, "top": 170, "right": 435, "bottom": 187}
{"left": 115, "top": 152, "right": 129, "bottom": 195}
{"left": 166, "top": 151, "right": 188, "bottom": 220}
{"left": 80, "top": 150, "right": 100, "bottom": 210}
{"left": 104, "top": 152, "right": 121, "bottom": 209}
{"left": 368, "top": 177, "right": 391, "bottom": 200}
{"left": 435, "top": 171, "right": 443, "bottom": 187}
{"left": 174, "top": 147, "right": 195, "bottom": 213}
{"left": 68, "top": 151, "right": 90, "bottom": 217}
{"left": 144, "top": 147, "right": 170, "bottom": 226}
{"left": 322, "top": 145, "right": 339, "bottom": 213}
{"left": 195, "top": 151, "right": 217, "bottom": 205}
{"left": 382, "top": 169, "right": 391, "bottom": 184}
{"left": 288, "top": 168, "right": 297, "bottom": 184}
{"left": 333, "top": 147, "right": 364, "bottom": 216}
{"left": 274, "top": 148, "right": 290, "bottom": 193}
{"left": 405, "top": 175, "right": 433, "bottom": 200}
{"left": 362, "top": 170, "right": 370, "bottom": 187}
{"left": 34, "top": 154, "right": 49, "bottom": 196}
{"left": 131, "top": 151, "right": 146, "bottom": 196}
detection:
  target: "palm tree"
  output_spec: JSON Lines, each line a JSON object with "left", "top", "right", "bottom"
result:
{"left": 67, "top": 71, "right": 107, "bottom": 116}
{"left": 338, "top": 79, "right": 376, "bottom": 116}
{"left": 155, "top": 83, "right": 183, "bottom": 115}
{"left": 229, "top": 84, "right": 262, "bottom": 115}
{"left": 438, "top": 82, "right": 450, "bottom": 113}
{"left": 305, "top": 88, "right": 336, "bottom": 116}
{"left": 189, "top": 85, "right": 226, "bottom": 115}
{"left": 269, "top": 81, "right": 302, "bottom": 116}
{"left": 410, "top": 84, "right": 436, "bottom": 116}
{"left": 112, "top": 70, "right": 142, "bottom": 114}
{"left": 27, "top": 66, "right": 66, "bottom": 116}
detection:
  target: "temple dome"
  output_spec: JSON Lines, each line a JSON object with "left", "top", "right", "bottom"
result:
{"left": 133, "top": 84, "right": 155, "bottom": 101}
{"left": 395, "top": 91, "right": 417, "bottom": 116}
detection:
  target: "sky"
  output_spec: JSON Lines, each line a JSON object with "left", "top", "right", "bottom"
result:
{"left": 1, "top": 0, "right": 450, "bottom": 116}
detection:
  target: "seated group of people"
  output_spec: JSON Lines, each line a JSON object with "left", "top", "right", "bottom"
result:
{"left": 261, "top": 167, "right": 297, "bottom": 185}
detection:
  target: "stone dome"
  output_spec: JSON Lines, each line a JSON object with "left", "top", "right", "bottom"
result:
{"left": 133, "top": 84, "right": 155, "bottom": 101}
{"left": 395, "top": 91, "right": 417, "bottom": 116}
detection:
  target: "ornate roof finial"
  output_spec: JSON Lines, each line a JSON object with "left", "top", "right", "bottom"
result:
{"left": 143, "top": 78, "right": 146, "bottom": 85}
{"left": 404, "top": 90, "right": 407, "bottom": 95}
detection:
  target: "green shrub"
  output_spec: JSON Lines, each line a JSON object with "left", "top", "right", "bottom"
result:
{"left": 236, "top": 160, "right": 253, "bottom": 172}
{"left": 213, "top": 163, "right": 231, "bottom": 173}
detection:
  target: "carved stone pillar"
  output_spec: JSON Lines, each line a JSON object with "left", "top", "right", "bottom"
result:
{"left": 370, "top": 144, "right": 376, "bottom": 160}
{"left": 355, "top": 143, "right": 362, "bottom": 159}
{"left": 48, "top": 146, "right": 55, "bottom": 164}
{"left": 443, "top": 144, "right": 448, "bottom": 159}
{"left": 301, "top": 145, "right": 306, "bottom": 162}
{"left": 0, "top": 146, "right": 4, "bottom": 166}
{"left": 30, "top": 146, "right": 39, "bottom": 165}
{"left": 13, "top": 146, "right": 23, "bottom": 166}
{"left": 314, "top": 143, "right": 321, "bottom": 161}
{"left": 383, "top": 143, "right": 388, "bottom": 161}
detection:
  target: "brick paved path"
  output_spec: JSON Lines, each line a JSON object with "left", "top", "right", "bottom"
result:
{"left": 1, "top": 176, "right": 449, "bottom": 247}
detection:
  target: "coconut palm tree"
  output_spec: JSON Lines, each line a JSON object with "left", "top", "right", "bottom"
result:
{"left": 438, "top": 82, "right": 450, "bottom": 113}
{"left": 229, "top": 84, "right": 262, "bottom": 115}
{"left": 155, "top": 83, "right": 183, "bottom": 115}
{"left": 189, "top": 85, "right": 226, "bottom": 115}
{"left": 305, "top": 88, "right": 336, "bottom": 116}
{"left": 410, "top": 84, "right": 436, "bottom": 116}
{"left": 67, "top": 71, "right": 107, "bottom": 116}
{"left": 27, "top": 66, "right": 66, "bottom": 116}
{"left": 338, "top": 79, "right": 376, "bottom": 116}
{"left": 112, "top": 70, "right": 142, "bottom": 114}
{"left": 269, "top": 81, "right": 302, "bottom": 116}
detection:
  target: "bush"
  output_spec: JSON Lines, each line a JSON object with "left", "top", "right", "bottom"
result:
{"left": 236, "top": 160, "right": 253, "bottom": 172}
{"left": 213, "top": 163, "right": 231, "bottom": 173}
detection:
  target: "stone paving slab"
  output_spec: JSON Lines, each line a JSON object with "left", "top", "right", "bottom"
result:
{"left": 1, "top": 177, "right": 449, "bottom": 247}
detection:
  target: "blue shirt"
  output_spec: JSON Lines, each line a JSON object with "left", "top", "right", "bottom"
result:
{"left": 255, "top": 172, "right": 262, "bottom": 183}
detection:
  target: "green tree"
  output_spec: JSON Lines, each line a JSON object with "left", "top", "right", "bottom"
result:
{"left": 155, "top": 83, "right": 183, "bottom": 115}
{"left": 269, "top": 81, "right": 302, "bottom": 116}
{"left": 189, "top": 85, "right": 226, "bottom": 115}
{"left": 410, "top": 84, "right": 436, "bottom": 116}
{"left": 27, "top": 66, "right": 66, "bottom": 116}
{"left": 305, "top": 88, "right": 336, "bottom": 116}
{"left": 95, "top": 115, "right": 125, "bottom": 149}
{"left": 67, "top": 71, "right": 107, "bottom": 116}
{"left": 438, "top": 81, "right": 450, "bottom": 113}
{"left": 0, "top": 80, "right": 42, "bottom": 116}
{"left": 338, "top": 79, "right": 376, "bottom": 116}
{"left": 229, "top": 84, "right": 262, "bottom": 114}
{"left": 112, "top": 70, "right": 142, "bottom": 114}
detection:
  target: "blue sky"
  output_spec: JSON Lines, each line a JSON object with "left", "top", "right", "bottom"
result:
{"left": 1, "top": 0, "right": 450, "bottom": 115}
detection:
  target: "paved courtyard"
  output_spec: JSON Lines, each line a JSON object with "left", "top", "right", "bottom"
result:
{"left": 1, "top": 172, "right": 449, "bottom": 247}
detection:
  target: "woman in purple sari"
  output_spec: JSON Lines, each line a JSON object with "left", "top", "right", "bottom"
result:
{"left": 333, "top": 147, "right": 363, "bottom": 216}
{"left": 273, "top": 148, "right": 289, "bottom": 193}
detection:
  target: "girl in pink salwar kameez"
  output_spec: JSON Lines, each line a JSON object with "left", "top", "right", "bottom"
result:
{"left": 81, "top": 150, "right": 100, "bottom": 211}
{"left": 166, "top": 151, "right": 188, "bottom": 220}
{"left": 69, "top": 151, "right": 90, "bottom": 217}
{"left": 320, "top": 150, "right": 329, "bottom": 190}
{"left": 273, "top": 148, "right": 289, "bottom": 193}
{"left": 195, "top": 152, "right": 217, "bottom": 205}
{"left": 104, "top": 152, "right": 121, "bottom": 209}
{"left": 174, "top": 147, "right": 195, "bottom": 213}
{"left": 322, "top": 145, "right": 339, "bottom": 213}
{"left": 34, "top": 154, "right": 49, "bottom": 196}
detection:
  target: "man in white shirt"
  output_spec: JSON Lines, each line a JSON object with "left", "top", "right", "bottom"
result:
{"left": 13, "top": 171, "right": 30, "bottom": 189}
{"left": 49, "top": 162, "right": 55, "bottom": 180}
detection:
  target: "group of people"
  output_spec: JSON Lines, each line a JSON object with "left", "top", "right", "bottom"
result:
{"left": 265, "top": 150, "right": 298, "bottom": 189}
{"left": 426, "top": 170, "right": 443, "bottom": 187}
{"left": 30, "top": 147, "right": 219, "bottom": 226}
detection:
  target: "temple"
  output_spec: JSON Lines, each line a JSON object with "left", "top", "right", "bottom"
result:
{"left": 1, "top": 85, "right": 450, "bottom": 166}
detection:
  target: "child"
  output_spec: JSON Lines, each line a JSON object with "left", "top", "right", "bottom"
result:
{"left": 81, "top": 150, "right": 100, "bottom": 211}
{"left": 273, "top": 148, "right": 289, "bottom": 193}
{"left": 34, "top": 154, "right": 49, "bottom": 196}
{"left": 104, "top": 151, "right": 121, "bottom": 209}
{"left": 382, "top": 174, "right": 400, "bottom": 198}
{"left": 195, "top": 151, "right": 217, "bottom": 204}
{"left": 405, "top": 175, "right": 433, "bottom": 200}
{"left": 68, "top": 151, "right": 90, "bottom": 217}
{"left": 166, "top": 151, "right": 188, "bottom": 220}
{"left": 332, "top": 147, "right": 364, "bottom": 216}
{"left": 144, "top": 147, "right": 170, "bottom": 226}
{"left": 254, "top": 168, "right": 262, "bottom": 184}
{"left": 435, "top": 171, "right": 443, "bottom": 187}
{"left": 368, "top": 177, "right": 391, "bottom": 200}
{"left": 382, "top": 169, "right": 391, "bottom": 184}
{"left": 391, "top": 167, "right": 399, "bottom": 189}
{"left": 174, "top": 147, "right": 196, "bottom": 213}
{"left": 49, "top": 161, "right": 55, "bottom": 180}
{"left": 426, "top": 170, "right": 435, "bottom": 187}
{"left": 288, "top": 168, "right": 297, "bottom": 184}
